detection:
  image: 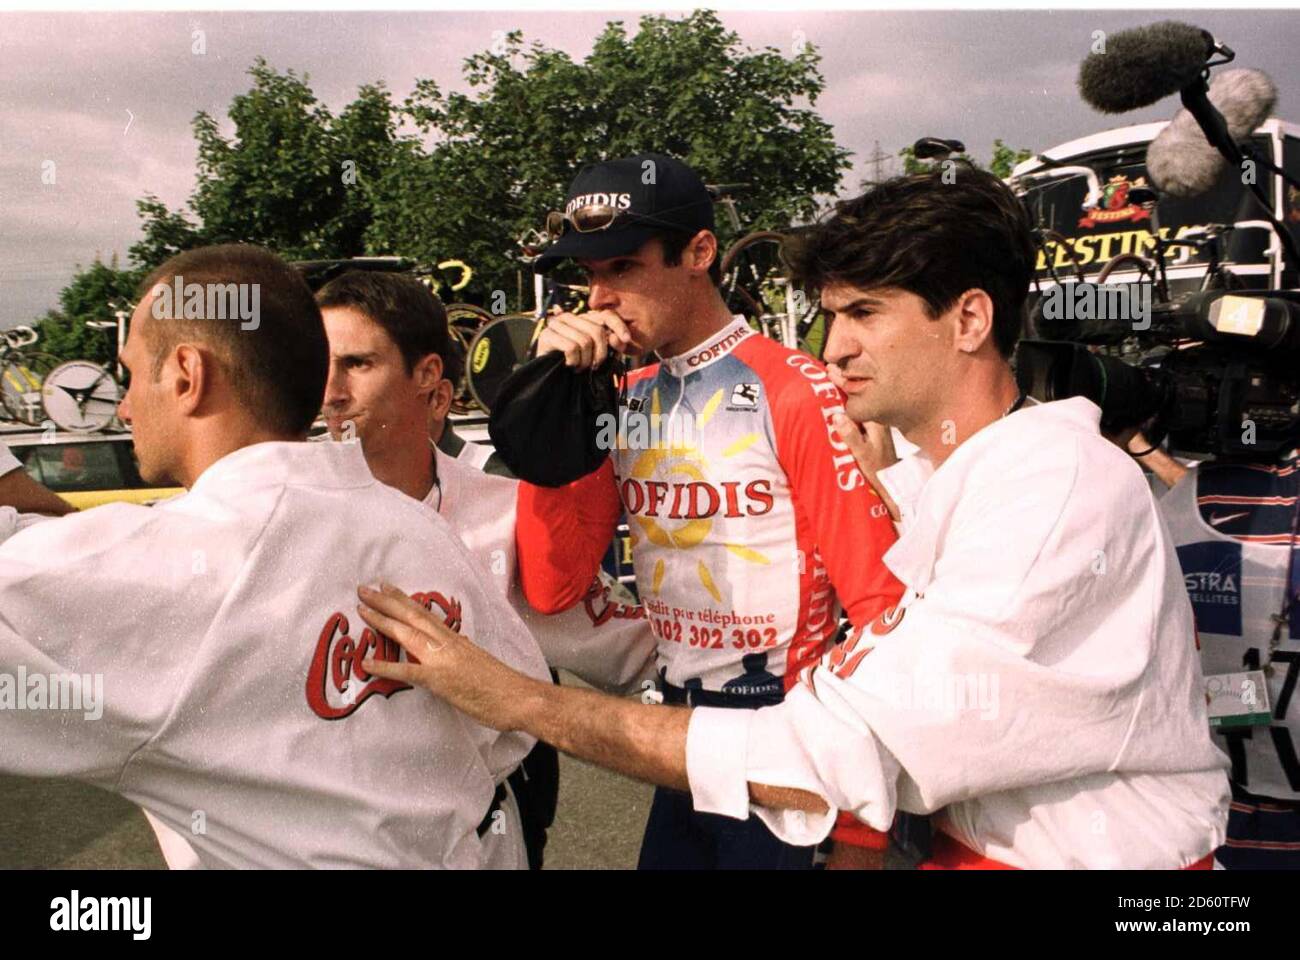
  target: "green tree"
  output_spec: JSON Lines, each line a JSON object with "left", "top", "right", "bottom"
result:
{"left": 133, "top": 60, "right": 401, "bottom": 268}
{"left": 128, "top": 195, "right": 205, "bottom": 270}
{"left": 368, "top": 10, "right": 850, "bottom": 306}
{"left": 884, "top": 138, "right": 1033, "bottom": 184}
{"left": 35, "top": 255, "right": 142, "bottom": 366}
{"left": 989, "top": 138, "right": 1034, "bottom": 180}
{"left": 41, "top": 9, "right": 850, "bottom": 365}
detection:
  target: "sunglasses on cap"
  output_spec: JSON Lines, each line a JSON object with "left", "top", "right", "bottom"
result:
{"left": 543, "top": 200, "right": 707, "bottom": 240}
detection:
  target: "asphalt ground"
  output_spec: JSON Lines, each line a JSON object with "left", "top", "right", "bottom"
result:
{"left": 0, "top": 756, "right": 654, "bottom": 870}
{"left": 0, "top": 672, "right": 654, "bottom": 870}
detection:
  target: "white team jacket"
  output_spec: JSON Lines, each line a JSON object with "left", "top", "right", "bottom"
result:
{"left": 430, "top": 447, "right": 658, "bottom": 695}
{"left": 0, "top": 440, "right": 549, "bottom": 868}
{"left": 686, "top": 397, "right": 1232, "bottom": 868}
{"left": 145, "top": 443, "right": 658, "bottom": 870}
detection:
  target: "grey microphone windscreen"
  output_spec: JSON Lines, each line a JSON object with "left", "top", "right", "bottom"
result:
{"left": 1147, "top": 69, "right": 1277, "bottom": 198}
{"left": 1079, "top": 21, "right": 1211, "bottom": 114}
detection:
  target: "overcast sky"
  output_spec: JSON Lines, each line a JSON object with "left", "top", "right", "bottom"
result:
{"left": 2, "top": 8, "right": 1297, "bottom": 323}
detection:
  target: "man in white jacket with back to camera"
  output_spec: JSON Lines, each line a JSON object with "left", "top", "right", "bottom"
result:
{"left": 0, "top": 244, "right": 549, "bottom": 868}
{"left": 355, "top": 163, "right": 1231, "bottom": 869}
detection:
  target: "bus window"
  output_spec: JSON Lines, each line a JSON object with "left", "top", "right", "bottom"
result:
{"left": 13, "top": 445, "right": 47, "bottom": 485}
{"left": 23, "top": 442, "right": 126, "bottom": 492}
{"left": 1284, "top": 134, "right": 1300, "bottom": 288}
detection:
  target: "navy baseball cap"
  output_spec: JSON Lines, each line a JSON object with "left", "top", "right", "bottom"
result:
{"left": 536, "top": 153, "right": 715, "bottom": 272}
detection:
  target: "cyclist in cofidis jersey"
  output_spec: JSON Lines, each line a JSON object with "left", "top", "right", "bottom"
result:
{"left": 515, "top": 153, "right": 904, "bottom": 870}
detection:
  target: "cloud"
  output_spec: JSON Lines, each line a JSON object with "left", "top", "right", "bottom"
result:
{"left": 2, "top": 8, "right": 1298, "bottom": 321}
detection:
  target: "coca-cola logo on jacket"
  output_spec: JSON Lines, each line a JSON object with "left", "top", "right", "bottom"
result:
{"left": 306, "top": 591, "right": 462, "bottom": 720}
{"left": 581, "top": 575, "right": 646, "bottom": 627}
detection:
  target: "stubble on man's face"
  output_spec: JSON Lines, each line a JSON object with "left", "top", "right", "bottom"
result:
{"left": 823, "top": 284, "right": 961, "bottom": 440}
{"left": 321, "top": 306, "right": 430, "bottom": 465}
{"left": 120, "top": 299, "right": 182, "bottom": 487}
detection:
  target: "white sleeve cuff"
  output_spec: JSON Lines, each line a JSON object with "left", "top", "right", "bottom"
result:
{"left": 0, "top": 441, "right": 20, "bottom": 478}
{"left": 876, "top": 456, "right": 931, "bottom": 528}
{"left": 686, "top": 705, "right": 754, "bottom": 820}
{"left": 0, "top": 506, "right": 20, "bottom": 544}
{"left": 753, "top": 805, "right": 835, "bottom": 848}
{"left": 686, "top": 696, "right": 841, "bottom": 848}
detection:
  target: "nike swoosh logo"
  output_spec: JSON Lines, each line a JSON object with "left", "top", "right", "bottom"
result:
{"left": 1208, "top": 511, "right": 1250, "bottom": 526}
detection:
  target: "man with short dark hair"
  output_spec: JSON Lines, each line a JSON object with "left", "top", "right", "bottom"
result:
{"left": 311, "top": 269, "right": 656, "bottom": 868}
{"left": 314, "top": 269, "right": 448, "bottom": 501}
{"left": 0, "top": 244, "right": 549, "bottom": 868}
{"left": 313, "top": 268, "right": 510, "bottom": 476}
{"left": 134, "top": 244, "right": 332, "bottom": 451}
{"left": 355, "top": 165, "right": 1232, "bottom": 869}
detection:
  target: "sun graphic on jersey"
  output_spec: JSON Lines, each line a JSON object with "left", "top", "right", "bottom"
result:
{"left": 621, "top": 384, "right": 771, "bottom": 601}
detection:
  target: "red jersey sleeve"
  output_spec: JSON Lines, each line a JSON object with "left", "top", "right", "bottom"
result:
{"left": 515, "top": 459, "right": 621, "bottom": 615}
{"left": 749, "top": 344, "right": 905, "bottom": 628}
{"left": 832, "top": 810, "right": 892, "bottom": 850}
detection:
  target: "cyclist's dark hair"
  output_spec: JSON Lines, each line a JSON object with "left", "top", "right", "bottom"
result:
{"left": 650, "top": 228, "right": 723, "bottom": 286}
{"left": 782, "top": 162, "right": 1034, "bottom": 358}
{"left": 315, "top": 271, "right": 461, "bottom": 387}
{"left": 137, "top": 244, "right": 327, "bottom": 436}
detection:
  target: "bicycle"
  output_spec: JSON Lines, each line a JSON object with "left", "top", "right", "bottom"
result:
{"left": 1009, "top": 156, "right": 1106, "bottom": 294}
{"left": 720, "top": 228, "right": 824, "bottom": 355}
{"left": 711, "top": 184, "right": 826, "bottom": 356}
{"left": 463, "top": 230, "right": 591, "bottom": 414}
{"left": 37, "top": 316, "right": 125, "bottom": 433}
{"left": 411, "top": 258, "right": 474, "bottom": 300}
{"left": 1092, "top": 186, "right": 1245, "bottom": 299}
{"left": 0, "top": 326, "right": 63, "bottom": 426}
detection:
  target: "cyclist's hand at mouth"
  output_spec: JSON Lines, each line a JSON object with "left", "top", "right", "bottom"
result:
{"left": 537, "top": 310, "right": 635, "bottom": 370}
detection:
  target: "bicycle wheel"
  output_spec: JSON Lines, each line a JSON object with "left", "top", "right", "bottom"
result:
{"left": 446, "top": 304, "right": 494, "bottom": 351}
{"left": 444, "top": 304, "right": 492, "bottom": 414}
{"left": 41, "top": 360, "right": 122, "bottom": 432}
{"left": 465, "top": 314, "right": 545, "bottom": 414}
{"left": 721, "top": 231, "right": 784, "bottom": 326}
{"left": 1, "top": 351, "right": 61, "bottom": 425}
{"left": 721, "top": 231, "right": 822, "bottom": 347}
{"left": 1095, "top": 252, "right": 1156, "bottom": 286}
{"left": 445, "top": 302, "right": 493, "bottom": 337}
{"left": 447, "top": 325, "right": 475, "bottom": 415}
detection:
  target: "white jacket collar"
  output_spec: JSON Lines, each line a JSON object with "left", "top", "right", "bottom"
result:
{"left": 881, "top": 397, "right": 1102, "bottom": 593}
{"left": 190, "top": 439, "right": 375, "bottom": 498}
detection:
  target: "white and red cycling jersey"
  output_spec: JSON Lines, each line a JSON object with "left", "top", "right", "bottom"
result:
{"left": 520, "top": 318, "right": 902, "bottom": 694}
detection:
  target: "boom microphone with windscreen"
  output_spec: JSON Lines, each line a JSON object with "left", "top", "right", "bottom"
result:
{"left": 1078, "top": 21, "right": 1213, "bottom": 114}
{"left": 1146, "top": 69, "right": 1277, "bottom": 198}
